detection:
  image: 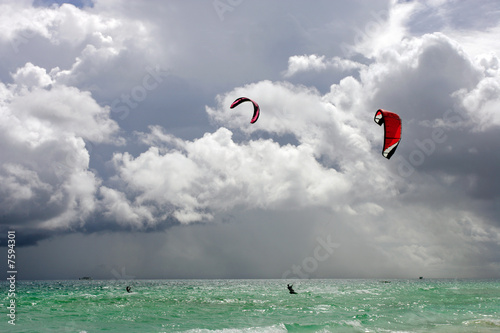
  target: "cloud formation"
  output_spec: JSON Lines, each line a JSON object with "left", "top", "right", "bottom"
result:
{"left": 0, "top": 61, "right": 120, "bottom": 238}
{"left": 0, "top": 0, "right": 499, "bottom": 279}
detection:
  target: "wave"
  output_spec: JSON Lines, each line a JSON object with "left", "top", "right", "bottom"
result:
{"left": 464, "top": 318, "right": 500, "bottom": 327}
{"left": 181, "top": 323, "right": 288, "bottom": 333}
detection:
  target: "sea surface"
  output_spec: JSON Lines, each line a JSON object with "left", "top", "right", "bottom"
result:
{"left": 1, "top": 279, "right": 500, "bottom": 332}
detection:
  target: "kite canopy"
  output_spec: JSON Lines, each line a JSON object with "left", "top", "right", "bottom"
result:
{"left": 230, "top": 97, "right": 260, "bottom": 124}
{"left": 374, "top": 109, "right": 402, "bottom": 159}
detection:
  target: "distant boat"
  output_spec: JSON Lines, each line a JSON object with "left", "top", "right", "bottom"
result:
{"left": 419, "top": 277, "right": 423, "bottom": 280}
{"left": 79, "top": 277, "right": 92, "bottom": 280}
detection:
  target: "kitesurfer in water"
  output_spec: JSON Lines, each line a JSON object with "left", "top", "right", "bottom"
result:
{"left": 126, "top": 286, "right": 131, "bottom": 293}
{"left": 287, "top": 284, "right": 297, "bottom": 294}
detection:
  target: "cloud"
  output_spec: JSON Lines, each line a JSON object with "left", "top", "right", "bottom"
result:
{"left": 338, "top": 0, "right": 418, "bottom": 59}
{"left": 105, "top": 29, "right": 500, "bottom": 245}
{"left": 0, "top": 0, "right": 499, "bottom": 279}
{"left": 109, "top": 125, "right": 352, "bottom": 225}
{"left": 456, "top": 74, "right": 500, "bottom": 130}
{"left": 11, "top": 65, "right": 121, "bottom": 143}
{"left": 0, "top": 62, "right": 121, "bottom": 236}
{"left": 98, "top": 186, "right": 155, "bottom": 228}
{"left": 0, "top": 1, "right": 160, "bottom": 98}
{"left": 283, "top": 55, "right": 365, "bottom": 78}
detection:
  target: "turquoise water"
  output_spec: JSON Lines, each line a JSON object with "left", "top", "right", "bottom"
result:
{"left": 1, "top": 279, "right": 500, "bottom": 332}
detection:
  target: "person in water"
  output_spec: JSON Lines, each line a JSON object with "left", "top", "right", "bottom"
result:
{"left": 287, "top": 284, "right": 297, "bottom": 294}
{"left": 126, "top": 286, "right": 131, "bottom": 293}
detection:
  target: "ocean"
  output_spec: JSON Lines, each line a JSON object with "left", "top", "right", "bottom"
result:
{"left": 1, "top": 279, "right": 500, "bottom": 332}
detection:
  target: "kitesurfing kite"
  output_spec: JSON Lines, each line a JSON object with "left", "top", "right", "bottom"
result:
{"left": 230, "top": 97, "right": 260, "bottom": 124}
{"left": 374, "top": 109, "right": 402, "bottom": 159}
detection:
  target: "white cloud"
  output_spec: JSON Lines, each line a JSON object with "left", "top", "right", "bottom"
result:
{"left": 0, "top": 2, "right": 56, "bottom": 42}
{"left": 284, "top": 54, "right": 328, "bottom": 76}
{"left": 99, "top": 186, "right": 155, "bottom": 228}
{"left": 8, "top": 63, "right": 121, "bottom": 144}
{"left": 109, "top": 126, "right": 352, "bottom": 224}
{"left": 11, "top": 62, "right": 53, "bottom": 88}
{"left": 283, "top": 54, "right": 366, "bottom": 78}
{"left": 454, "top": 73, "right": 500, "bottom": 130}
{"left": 339, "top": 0, "right": 420, "bottom": 59}
{"left": 448, "top": 26, "right": 500, "bottom": 60}
{"left": 0, "top": 163, "right": 52, "bottom": 203}
{"left": 0, "top": 1, "right": 160, "bottom": 102}
{"left": 207, "top": 80, "right": 373, "bottom": 163}
{"left": 0, "top": 2, "right": 120, "bottom": 47}
{"left": 0, "top": 61, "right": 121, "bottom": 231}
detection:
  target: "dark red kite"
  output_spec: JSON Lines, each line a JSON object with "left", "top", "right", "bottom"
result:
{"left": 374, "top": 109, "right": 402, "bottom": 159}
{"left": 230, "top": 97, "right": 260, "bottom": 124}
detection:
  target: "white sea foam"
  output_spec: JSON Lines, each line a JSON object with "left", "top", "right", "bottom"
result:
{"left": 181, "top": 323, "right": 288, "bottom": 333}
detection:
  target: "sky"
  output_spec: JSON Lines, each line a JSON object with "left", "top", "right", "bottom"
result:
{"left": 0, "top": 0, "right": 499, "bottom": 280}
